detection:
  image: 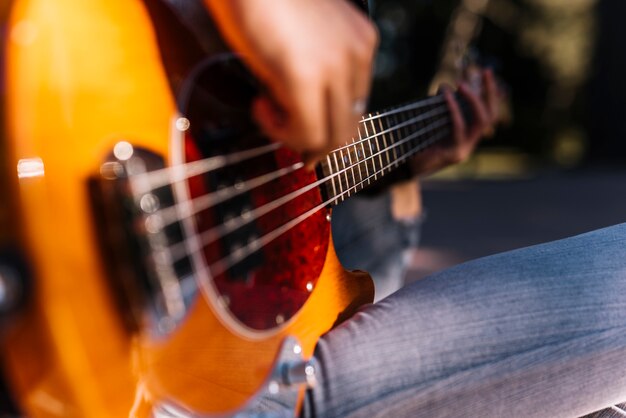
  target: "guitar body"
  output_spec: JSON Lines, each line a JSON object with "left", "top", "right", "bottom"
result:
{"left": 1, "top": 0, "right": 373, "bottom": 416}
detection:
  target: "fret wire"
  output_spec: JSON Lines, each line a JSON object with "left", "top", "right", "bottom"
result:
{"left": 375, "top": 113, "right": 389, "bottom": 174}
{"left": 332, "top": 105, "right": 448, "bottom": 155}
{"left": 386, "top": 115, "right": 396, "bottom": 171}
{"left": 166, "top": 117, "right": 454, "bottom": 264}
{"left": 347, "top": 140, "right": 362, "bottom": 194}
{"left": 358, "top": 125, "right": 371, "bottom": 187}
{"left": 395, "top": 111, "right": 449, "bottom": 162}
{"left": 392, "top": 114, "right": 401, "bottom": 169}
{"left": 135, "top": 102, "right": 450, "bottom": 195}
{"left": 400, "top": 109, "right": 410, "bottom": 154}
{"left": 393, "top": 110, "right": 404, "bottom": 167}
{"left": 326, "top": 155, "right": 339, "bottom": 205}
{"left": 401, "top": 109, "right": 411, "bottom": 150}
{"left": 357, "top": 141, "right": 366, "bottom": 188}
{"left": 346, "top": 140, "right": 357, "bottom": 194}
{"left": 383, "top": 113, "right": 394, "bottom": 166}
{"left": 360, "top": 95, "right": 446, "bottom": 123}
{"left": 378, "top": 113, "right": 398, "bottom": 170}
{"left": 338, "top": 149, "right": 351, "bottom": 200}
{"left": 423, "top": 107, "right": 434, "bottom": 148}
{"left": 391, "top": 112, "right": 404, "bottom": 167}
{"left": 339, "top": 148, "right": 351, "bottom": 199}
{"left": 369, "top": 115, "right": 385, "bottom": 177}
{"left": 421, "top": 103, "right": 436, "bottom": 146}
{"left": 195, "top": 127, "right": 453, "bottom": 276}
{"left": 362, "top": 115, "right": 378, "bottom": 181}
{"left": 331, "top": 152, "right": 345, "bottom": 202}
{"left": 407, "top": 108, "right": 419, "bottom": 152}
{"left": 151, "top": 113, "right": 454, "bottom": 262}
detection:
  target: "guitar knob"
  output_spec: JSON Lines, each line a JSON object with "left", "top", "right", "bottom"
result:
{"left": 0, "top": 266, "right": 21, "bottom": 313}
{"left": 0, "top": 251, "right": 30, "bottom": 319}
{"left": 282, "top": 358, "right": 318, "bottom": 389}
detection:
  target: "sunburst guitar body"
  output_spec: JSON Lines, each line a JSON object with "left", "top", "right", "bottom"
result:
{"left": 0, "top": 0, "right": 374, "bottom": 416}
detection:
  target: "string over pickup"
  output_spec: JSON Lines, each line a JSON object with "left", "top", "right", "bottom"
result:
{"left": 89, "top": 144, "right": 196, "bottom": 337}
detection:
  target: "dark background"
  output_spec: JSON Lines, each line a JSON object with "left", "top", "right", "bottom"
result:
{"left": 370, "top": 0, "right": 626, "bottom": 164}
{"left": 366, "top": 0, "right": 626, "bottom": 274}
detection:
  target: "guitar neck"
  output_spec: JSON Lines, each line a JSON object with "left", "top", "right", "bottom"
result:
{"left": 317, "top": 94, "right": 453, "bottom": 205}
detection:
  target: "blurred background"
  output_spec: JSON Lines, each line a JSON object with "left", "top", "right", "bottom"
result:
{"left": 367, "top": 0, "right": 626, "bottom": 279}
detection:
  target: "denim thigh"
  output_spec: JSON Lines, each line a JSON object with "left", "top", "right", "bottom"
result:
{"left": 304, "top": 223, "right": 626, "bottom": 418}
{"left": 331, "top": 193, "right": 423, "bottom": 301}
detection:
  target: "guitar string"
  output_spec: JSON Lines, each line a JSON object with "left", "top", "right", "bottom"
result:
{"left": 162, "top": 125, "right": 450, "bottom": 269}
{"left": 182, "top": 127, "right": 449, "bottom": 277}
{"left": 135, "top": 104, "right": 451, "bottom": 228}
{"left": 145, "top": 161, "right": 305, "bottom": 229}
{"left": 360, "top": 94, "right": 446, "bottom": 123}
{"left": 159, "top": 116, "right": 450, "bottom": 262}
{"left": 327, "top": 104, "right": 448, "bottom": 153}
{"left": 611, "top": 405, "right": 626, "bottom": 416}
{"left": 129, "top": 101, "right": 450, "bottom": 194}
{"left": 143, "top": 113, "right": 450, "bottom": 239}
{"left": 129, "top": 142, "right": 281, "bottom": 194}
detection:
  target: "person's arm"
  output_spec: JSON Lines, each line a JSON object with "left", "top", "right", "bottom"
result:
{"left": 202, "top": 0, "right": 498, "bottom": 174}
{"left": 203, "top": 0, "right": 378, "bottom": 167}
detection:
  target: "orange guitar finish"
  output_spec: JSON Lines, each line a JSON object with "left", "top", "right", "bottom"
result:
{"left": 1, "top": 0, "right": 374, "bottom": 416}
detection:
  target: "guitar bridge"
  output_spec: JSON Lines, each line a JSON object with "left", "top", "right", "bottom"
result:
{"left": 89, "top": 144, "right": 195, "bottom": 336}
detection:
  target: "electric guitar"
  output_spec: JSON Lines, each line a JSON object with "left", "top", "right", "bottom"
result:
{"left": 1, "top": 0, "right": 467, "bottom": 416}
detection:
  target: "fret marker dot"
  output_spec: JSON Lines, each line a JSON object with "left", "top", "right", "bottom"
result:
{"left": 306, "top": 282, "right": 314, "bottom": 292}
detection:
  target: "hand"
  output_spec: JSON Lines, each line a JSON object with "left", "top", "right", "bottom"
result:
{"left": 203, "top": 0, "right": 379, "bottom": 168}
{"left": 410, "top": 68, "right": 501, "bottom": 176}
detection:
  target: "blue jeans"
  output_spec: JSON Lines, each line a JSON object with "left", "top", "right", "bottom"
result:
{"left": 331, "top": 193, "right": 423, "bottom": 301}
{"left": 301, "top": 223, "right": 626, "bottom": 417}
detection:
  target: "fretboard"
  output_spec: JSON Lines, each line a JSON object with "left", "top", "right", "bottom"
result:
{"left": 317, "top": 94, "right": 453, "bottom": 205}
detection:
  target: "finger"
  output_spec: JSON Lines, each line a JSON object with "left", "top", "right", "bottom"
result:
{"left": 458, "top": 83, "right": 490, "bottom": 140}
{"left": 268, "top": 70, "right": 327, "bottom": 156}
{"left": 346, "top": 5, "right": 378, "bottom": 136}
{"left": 483, "top": 68, "right": 499, "bottom": 125}
{"left": 350, "top": 50, "right": 373, "bottom": 136}
{"left": 252, "top": 96, "right": 287, "bottom": 140}
{"left": 301, "top": 151, "right": 325, "bottom": 170}
{"left": 442, "top": 86, "right": 466, "bottom": 144}
{"left": 328, "top": 63, "right": 356, "bottom": 154}
{"left": 437, "top": 82, "right": 454, "bottom": 96}
{"left": 342, "top": 0, "right": 379, "bottom": 52}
